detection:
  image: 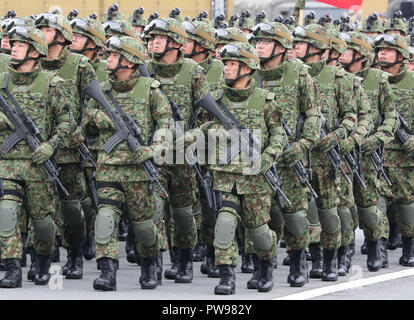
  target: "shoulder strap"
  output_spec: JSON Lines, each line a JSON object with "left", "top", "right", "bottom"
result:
{"left": 396, "top": 71, "right": 414, "bottom": 90}
{"left": 130, "top": 77, "right": 153, "bottom": 100}
{"left": 363, "top": 68, "right": 382, "bottom": 91}
{"left": 175, "top": 59, "right": 196, "bottom": 86}
{"left": 206, "top": 60, "right": 224, "bottom": 83}
{"left": 317, "top": 65, "right": 337, "bottom": 84}
{"left": 247, "top": 88, "right": 268, "bottom": 111}
{"left": 31, "top": 71, "right": 54, "bottom": 94}
{"left": 59, "top": 53, "right": 82, "bottom": 81}
{"left": 281, "top": 62, "right": 301, "bottom": 86}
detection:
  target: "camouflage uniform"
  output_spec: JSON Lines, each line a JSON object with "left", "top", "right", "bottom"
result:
{"left": 0, "top": 26, "right": 74, "bottom": 287}
{"left": 84, "top": 36, "right": 172, "bottom": 290}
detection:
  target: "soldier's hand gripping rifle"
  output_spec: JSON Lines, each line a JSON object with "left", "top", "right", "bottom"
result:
{"left": 195, "top": 94, "right": 291, "bottom": 208}
{"left": 341, "top": 146, "right": 367, "bottom": 188}
{"left": 281, "top": 119, "right": 318, "bottom": 199}
{"left": 395, "top": 112, "right": 414, "bottom": 159}
{"left": 0, "top": 94, "right": 69, "bottom": 197}
{"left": 82, "top": 80, "right": 168, "bottom": 198}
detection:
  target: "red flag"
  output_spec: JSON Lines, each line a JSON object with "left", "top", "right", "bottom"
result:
{"left": 314, "top": 0, "right": 363, "bottom": 11}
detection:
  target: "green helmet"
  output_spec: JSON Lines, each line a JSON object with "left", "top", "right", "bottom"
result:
{"left": 70, "top": 17, "right": 106, "bottom": 48}
{"left": 169, "top": 8, "right": 184, "bottom": 23}
{"left": 128, "top": 7, "right": 147, "bottom": 27}
{"left": 252, "top": 22, "right": 293, "bottom": 49}
{"left": 35, "top": 13, "right": 73, "bottom": 45}
{"left": 384, "top": 11, "right": 408, "bottom": 35}
{"left": 8, "top": 25, "right": 48, "bottom": 60}
{"left": 374, "top": 33, "right": 409, "bottom": 60}
{"left": 293, "top": 24, "right": 331, "bottom": 50}
{"left": 102, "top": 20, "right": 140, "bottom": 40}
{"left": 327, "top": 29, "right": 347, "bottom": 54}
{"left": 105, "top": 35, "right": 146, "bottom": 65}
{"left": 220, "top": 41, "right": 260, "bottom": 70}
{"left": 341, "top": 31, "right": 373, "bottom": 59}
{"left": 2, "top": 17, "right": 28, "bottom": 35}
{"left": 215, "top": 27, "right": 248, "bottom": 45}
{"left": 102, "top": 3, "right": 125, "bottom": 22}
{"left": 145, "top": 18, "right": 187, "bottom": 45}
{"left": 304, "top": 12, "right": 316, "bottom": 26}
{"left": 236, "top": 11, "right": 255, "bottom": 32}
{"left": 182, "top": 20, "right": 215, "bottom": 51}
{"left": 360, "top": 12, "right": 384, "bottom": 34}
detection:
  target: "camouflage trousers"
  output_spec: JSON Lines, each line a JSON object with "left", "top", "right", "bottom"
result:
{"left": 83, "top": 166, "right": 98, "bottom": 234}
{"left": 95, "top": 181, "right": 160, "bottom": 261}
{"left": 163, "top": 165, "right": 198, "bottom": 249}
{"left": 381, "top": 166, "right": 414, "bottom": 237}
{"left": 0, "top": 179, "right": 56, "bottom": 259}
{"left": 311, "top": 164, "right": 341, "bottom": 249}
{"left": 354, "top": 158, "right": 389, "bottom": 241}
{"left": 214, "top": 192, "right": 277, "bottom": 267}
{"left": 338, "top": 171, "right": 355, "bottom": 247}
{"left": 308, "top": 197, "right": 321, "bottom": 244}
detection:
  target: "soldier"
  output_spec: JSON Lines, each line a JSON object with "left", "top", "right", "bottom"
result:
{"left": 128, "top": 7, "right": 147, "bottom": 35}
{"left": 360, "top": 12, "right": 384, "bottom": 38}
{"left": 236, "top": 11, "right": 255, "bottom": 36}
{"left": 375, "top": 33, "right": 414, "bottom": 266}
{"left": 146, "top": 17, "right": 211, "bottom": 283}
{"left": 384, "top": 11, "right": 408, "bottom": 36}
{"left": 35, "top": 12, "right": 97, "bottom": 279}
{"left": 83, "top": 35, "right": 172, "bottom": 291}
{"left": 294, "top": 24, "right": 357, "bottom": 281}
{"left": 0, "top": 25, "right": 74, "bottom": 287}
{"left": 340, "top": 31, "right": 398, "bottom": 271}
{"left": 214, "top": 27, "right": 248, "bottom": 60}
{"left": 254, "top": 21, "right": 320, "bottom": 287}
{"left": 181, "top": 19, "right": 224, "bottom": 274}
{"left": 199, "top": 41, "right": 286, "bottom": 294}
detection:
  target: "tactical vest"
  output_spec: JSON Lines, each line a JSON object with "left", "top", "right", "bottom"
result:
{"left": 262, "top": 62, "right": 302, "bottom": 141}
{"left": 206, "top": 59, "right": 224, "bottom": 94}
{"left": 98, "top": 77, "right": 154, "bottom": 165}
{"left": 363, "top": 68, "right": 383, "bottom": 130}
{"left": 94, "top": 60, "right": 108, "bottom": 84}
{"left": 0, "top": 71, "right": 55, "bottom": 159}
{"left": 153, "top": 58, "right": 196, "bottom": 130}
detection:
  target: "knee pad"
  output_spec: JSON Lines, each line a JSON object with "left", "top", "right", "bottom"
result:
{"left": 308, "top": 197, "right": 320, "bottom": 226}
{"left": 95, "top": 207, "right": 116, "bottom": 245}
{"left": 338, "top": 208, "right": 353, "bottom": 232}
{"left": 61, "top": 199, "right": 83, "bottom": 227}
{"left": 192, "top": 200, "right": 202, "bottom": 217}
{"left": 318, "top": 207, "right": 340, "bottom": 234}
{"left": 214, "top": 211, "right": 237, "bottom": 250}
{"left": 397, "top": 203, "right": 414, "bottom": 226}
{"left": 269, "top": 204, "right": 284, "bottom": 232}
{"left": 357, "top": 205, "right": 379, "bottom": 229}
{"left": 0, "top": 200, "right": 19, "bottom": 238}
{"left": 80, "top": 197, "right": 96, "bottom": 220}
{"left": 153, "top": 194, "right": 165, "bottom": 225}
{"left": 248, "top": 224, "right": 274, "bottom": 251}
{"left": 32, "top": 215, "right": 56, "bottom": 242}
{"left": 172, "top": 205, "right": 195, "bottom": 234}
{"left": 284, "top": 210, "right": 308, "bottom": 236}
{"left": 131, "top": 219, "right": 157, "bottom": 247}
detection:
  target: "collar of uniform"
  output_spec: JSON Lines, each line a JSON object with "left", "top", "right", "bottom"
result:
{"left": 198, "top": 53, "right": 212, "bottom": 73}
{"left": 151, "top": 51, "right": 184, "bottom": 77}
{"left": 41, "top": 47, "right": 69, "bottom": 71}
{"left": 306, "top": 59, "right": 325, "bottom": 77}
{"left": 109, "top": 69, "right": 140, "bottom": 93}
{"left": 388, "top": 65, "right": 407, "bottom": 84}
{"left": 224, "top": 81, "right": 255, "bottom": 102}
{"left": 260, "top": 60, "right": 287, "bottom": 81}
{"left": 8, "top": 62, "right": 42, "bottom": 86}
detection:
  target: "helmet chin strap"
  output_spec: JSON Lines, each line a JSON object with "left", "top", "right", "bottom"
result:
{"left": 259, "top": 42, "right": 284, "bottom": 63}
{"left": 184, "top": 41, "right": 208, "bottom": 59}
{"left": 297, "top": 42, "right": 325, "bottom": 62}
{"left": 153, "top": 37, "right": 180, "bottom": 59}
{"left": 70, "top": 37, "right": 95, "bottom": 55}
{"left": 225, "top": 62, "right": 252, "bottom": 86}
{"left": 10, "top": 45, "right": 38, "bottom": 66}
{"left": 106, "top": 55, "right": 134, "bottom": 74}
{"left": 48, "top": 30, "right": 67, "bottom": 48}
{"left": 341, "top": 50, "right": 363, "bottom": 70}
{"left": 378, "top": 51, "right": 402, "bottom": 68}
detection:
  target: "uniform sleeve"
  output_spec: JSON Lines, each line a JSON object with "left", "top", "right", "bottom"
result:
{"left": 351, "top": 79, "right": 373, "bottom": 146}
{"left": 336, "top": 73, "right": 358, "bottom": 138}
{"left": 48, "top": 78, "right": 77, "bottom": 149}
{"left": 299, "top": 70, "right": 321, "bottom": 149}
{"left": 78, "top": 57, "right": 98, "bottom": 94}
{"left": 150, "top": 85, "right": 173, "bottom": 150}
{"left": 263, "top": 98, "right": 287, "bottom": 158}
{"left": 192, "top": 64, "right": 213, "bottom": 127}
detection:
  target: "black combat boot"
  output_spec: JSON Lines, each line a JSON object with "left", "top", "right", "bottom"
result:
{"left": 66, "top": 246, "right": 83, "bottom": 279}
{"left": 367, "top": 240, "right": 382, "bottom": 272}
{"left": 348, "top": 240, "right": 355, "bottom": 258}
{"left": 156, "top": 252, "right": 163, "bottom": 285}
{"left": 241, "top": 254, "right": 254, "bottom": 273}
{"left": 282, "top": 251, "right": 290, "bottom": 266}
{"left": 337, "top": 245, "right": 349, "bottom": 276}
{"left": 192, "top": 239, "right": 206, "bottom": 262}
{"left": 305, "top": 250, "right": 312, "bottom": 261}
{"left": 257, "top": 259, "right": 274, "bottom": 292}
{"left": 164, "top": 247, "right": 178, "bottom": 280}
{"left": 125, "top": 226, "right": 137, "bottom": 264}
{"left": 279, "top": 238, "right": 286, "bottom": 248}
{"left": 61, "top": 248, "right": 73, "bottom": 276}
{"left": 21, "top": 233, "right": 27, "bottom": 268}
{"left": 214, "top": 265, "right": 235, "bottom": 295}
{"left": 309, "top": 243, "right": 323, "bottom": 278}
{"left": 247, "top": 254, "right": 260, "bottom": 289}
{"left": 361, "top": 237, "right": 368, "bottom": 254}
{"left": 82, "top": 230, "right": 95, "bottom": 261}
{"left": 379, "top": 237, "right": 389, "bottom": 268}
{"left": 27, "top": 248, "right": 37, "bottom": 281}
{"left": 175, "top": 249, "right": 193, "bottom": 283}
{"left": 0, "top": 259, "right": 22, "bottom": 288}
{"left": 387, "top": 222, "right": 402, "bottom": 250}
{"left": 321, "top": 249, "right": 338, "bottom": 282}
{"left": 51, "top": 236, "right": 61, "bottom": 263}
{"left": 399, "top": 236, "right": 414, "bottom": 267}
{"left": 287, "top": 249, "right": 308, "bottom": 287}
{"left": 0, "top": 247, "right": 5, "bottom": 271}
{"left": 200, "top": 245, "right": 220, "bottom": 278}
{"left": 140, "top": 256, "right": 158, "bottom": 289}
{"left": 34, "top": 254, "right": 51, "bottom": 285}
{"left": 118, "top": 218, "right": 128, "bottom": 242}
{"left": 93, "top": 258, "right": 117, "bottom": 291}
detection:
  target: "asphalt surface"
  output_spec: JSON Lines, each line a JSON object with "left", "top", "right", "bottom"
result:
{"left": 0, "top": 229, "right": 413, "bottom": 300}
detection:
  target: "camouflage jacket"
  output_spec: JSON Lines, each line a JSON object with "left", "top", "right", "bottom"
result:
{"left": 0, "top": 64, "right": 75, "bottom": 181}
{"left": 0, "top": 53, "right": 9, "bottom": 73}
{"left": 199, "top": 54, "right": 225, "bottom": 100}
{"left": 85, "top": 70, "right": 172, "bottom": 182}
{"left": 41, "top": 48, "right": 97, "bottom": 164}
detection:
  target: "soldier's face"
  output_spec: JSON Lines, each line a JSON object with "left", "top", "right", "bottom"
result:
{"left": 378, "top": 47, "right": 398, "bottom": 63}
{"left": 294, "top": 41, "right": 308, "bottom": 59}
{"left": 148, "top": 38, "right": 154, "bottom": 54}
{"left": 11, "top": 41, "right": 30, "bottom": 60}
{"left": 133, "top": 26, "right": 143, "bottom": 34}
{"left": 70, "top": 33, "right": 89, "bottom": 51}
{"left": 181, "top": 39, "right": 195, "bottom": 55}
{"left": 153, "top": 35, "right": 168, "bottom": 53}
{"left": 107, "top": 52, "right": 128, "bottom": 69}
{"left": 339, "top": 48, "right": 356, "bottom": 64}
{"left": 224, "top": 60, "right": 251, "bottom": 79}
{"left": 1, "top": 35, "right": 10, "bottom": 50}
{"left": 407, "top": 62, "right": 414, "bottom": 71}
{"left": 40, "top": 27, "right": 57, "bottom": 45}
{"left": 215, "top": 44, "right": 224, "bottom": 60}
{"left": 256, "top": 38, "right": 285, "bottom": 59}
